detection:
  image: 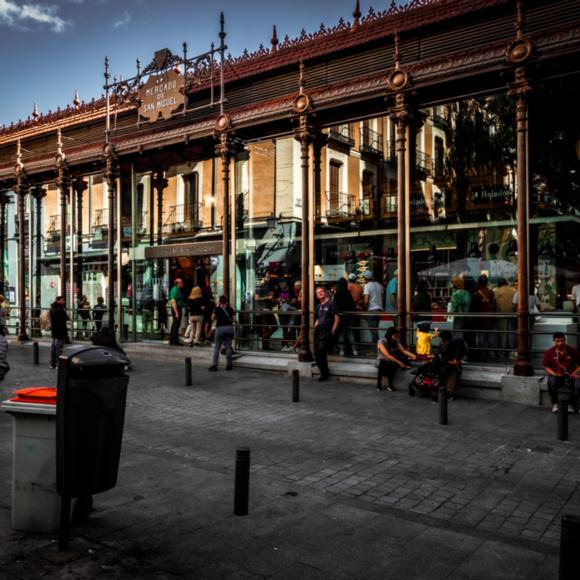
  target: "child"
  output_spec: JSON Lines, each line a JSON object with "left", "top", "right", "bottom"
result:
{"left": 416, "top": 322, "right": 438, "bottom": 360}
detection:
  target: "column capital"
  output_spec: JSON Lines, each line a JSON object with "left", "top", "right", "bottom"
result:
{"left": 152, "top": 170, "right": 169, "bottom": 192}
{"left": 31, "top": 185, "right": 47, "bottom": 201}
{"left": 293, "top": 113, "right": 315, "bottom": 146}
{"left": 214, "top": 132, "right": 244, "bottom": 160}
{"left": 72, "top": 177, "right": 89, "bottom": 196}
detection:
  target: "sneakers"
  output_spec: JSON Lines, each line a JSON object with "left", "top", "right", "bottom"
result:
{"left": 552, "top": 403, "right": 559, "bottom": 414}
{"left": 447, "top": 394, "right": 455, "bottom": 402}
{"left": 208, "top": 365, "right": 218, "bottom": 372}
{"left": 568, "top": 405, "right": 575, "bottom": 414}
{"left": 386, "top": 384, "right": 395, "bottom": 392}
{"left": 339, "top": 349, "right": 345, "bottom": 356}
{"left": 49, "top": 365, "right": 56, "bottom": 370}
{"left": 352, "top": 349, "right": 359, "bottom": 357}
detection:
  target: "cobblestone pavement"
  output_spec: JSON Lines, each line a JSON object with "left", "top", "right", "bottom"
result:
{"left": 0, "top": 344, "right": 579, "bottom": 579}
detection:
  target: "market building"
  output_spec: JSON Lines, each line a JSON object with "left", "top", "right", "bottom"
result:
{"left": 0, "top": 0, "right": 578, "bottom": 374}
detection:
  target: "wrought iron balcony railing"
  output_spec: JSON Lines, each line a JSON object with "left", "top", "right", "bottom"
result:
{"left": 360, "top": 126, "right": 383, "bottom": 156}
{"left": 328, "top": 125, "right": 355, "bottom": 148}
{"left": 163, "top": 203, "right": 203, "bottom": 234}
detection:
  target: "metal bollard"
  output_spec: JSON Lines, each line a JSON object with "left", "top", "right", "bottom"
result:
{"left": 33, "top": 341, "right": 39, "bottom": 365}
{"left": 558, "top": 399, "right": 568, "bottom": 441}
{"left": 234, "top": 447, "right": 250, "bottom": 516}
{"left": 559, "top": 514, "right": 580, "bottom": 580}
{"left": 292, "top": 369, "right": 300, "bottom": 402}
{"left": 185, "top": 357, "right": 192, "bottom": 386}
{"left": 439, "top": 386, "right": 448, "bottom": 426}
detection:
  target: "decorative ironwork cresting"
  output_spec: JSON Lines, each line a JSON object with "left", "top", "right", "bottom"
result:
{"left": 103, "top": 14, "right": 227, "bottom": 133}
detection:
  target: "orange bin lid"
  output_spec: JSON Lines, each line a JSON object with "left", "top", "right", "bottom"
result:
{"left": 11, "top": 387, "right": 57, "bottom": 405}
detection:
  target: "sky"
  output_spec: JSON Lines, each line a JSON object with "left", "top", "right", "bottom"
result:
{"left": 0, "top": 0, "right": 399, "bottom": 127}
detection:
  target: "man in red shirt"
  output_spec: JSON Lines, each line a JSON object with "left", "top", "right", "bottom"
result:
{"left": 543, "top": 332, "right": 580, "bottom": 414}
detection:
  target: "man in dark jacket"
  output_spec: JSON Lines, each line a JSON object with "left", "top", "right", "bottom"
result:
{"left": 49, "top": 296, "right": 68, "bottom": 369}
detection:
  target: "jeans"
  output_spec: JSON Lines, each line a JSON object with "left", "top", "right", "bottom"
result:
{"left": 548, "top": 375, "right": 580, "bottom": 407}
{"left": 212, "top": 325, "right": 234, "bottom": 367}
{"left": 366, "top": 311, "right": 381, "bottom": 347}
{"left": 50, "top": 338, "right": 65, "bottom": 368}
{"left": 314, "top": 326, "right": 333, "bottom": 378}
{"left": 184, "top": 315, "right": 203, "bottom": 344}
{"left": 170, "top": 307, "right": 182, "bottom": 345}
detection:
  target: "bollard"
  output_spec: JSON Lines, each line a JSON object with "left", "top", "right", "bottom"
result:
{"left": 559, "top": 514, "right": 580, "bottom": 580}
{"left": 292, "top": 369, "right": 300, "bottom": 403}
{"left": 32, "top": 341, "right": 39, "bottom": 365}
{"left": 234, "top": 447, "right": 250, "bottom": 516}
{"left": 438, "top": 386, "right": 448, "bottom": 426}
{"left": 185, "top": 357, "right": 192, "bottom": 386}
{"left": 558, "top": 399, "right": 568, "bottom": 441}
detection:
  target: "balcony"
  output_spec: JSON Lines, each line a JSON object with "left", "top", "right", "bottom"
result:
{"left": 360, "top": 126, "right": 383, "bottom": 156}
{"left": 163, "top": 203, "right": 203, "bottom": 234}
{"left": 321, "top": 191, "right": 361, "bottom": 222}
{"left": 415, "top": 150, "right": 432, "bottom": 175}
{"left": 328, "top": 125, "right": 354, "bottom": 148}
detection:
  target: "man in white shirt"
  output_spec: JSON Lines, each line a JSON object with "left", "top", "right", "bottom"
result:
{"left": 363, "top": 270, "right": 384, "bottom": 347}
{"left": 571, "top": 278, "right": 580, "bottom": 314}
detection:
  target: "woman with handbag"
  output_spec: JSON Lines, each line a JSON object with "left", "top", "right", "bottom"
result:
{"left": 209, "top": 295, "right": 236, "bottom": 371}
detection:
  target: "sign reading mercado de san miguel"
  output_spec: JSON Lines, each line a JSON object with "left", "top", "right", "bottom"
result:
{"left": 138, "top": 69, "right": 185, "bottom": 122}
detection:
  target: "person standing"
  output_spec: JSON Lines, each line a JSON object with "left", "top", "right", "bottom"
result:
{"left": 169, "top": 278, "right": 185, "bottom": 346}
{"left": 347, "top": 273, "right": 363, "bottom": 356}
{"left": 49, "top": 296, "right": 68, "bottom": 369}
{"left": 385, "top": 270, "right": 398, "bottom": 313}
{"left": 450, "top": 276, "right": 470, "bottom": 340}
{"left": 475, "top": 275, "right": 495, "bottom": 353}
{"left": 363, "top": 270, "right": 383, "bottom": 348}
{"left": 92, "top": 296, "right": 106, "bottom": 333}
{"left": 571, "top": 277, "right": 580, "bottom": 314}
{"left": 314, "top": 286, "right": 340, "bottom": 381}
{"left": 543, "top": 332, "right": 580, "bottom": 414}
{"left": 411, "top": 280, "right": 432, "bottom": 322}
{"left": 493, "top": 278, "right": 516, "bottom": 357}
{"left": 0, "top": 326, "right": 9, "bottom": 381}
{"left": 184, "top": 285, "right": 204, "bottom": 346}
{"left": 209, "top": 295, "right": 236, "bottom": 371}
{"left": 333, "top": 277, "right": 356, "bottom": 356}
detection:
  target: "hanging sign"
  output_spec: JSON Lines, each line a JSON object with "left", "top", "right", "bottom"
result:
{"left": 138, "top": 69, "right": 185, "bottom": 122}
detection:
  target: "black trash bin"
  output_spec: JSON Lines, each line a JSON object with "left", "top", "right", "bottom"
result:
{"left": 55, "top": 345, "right": 129, "bottom": 549}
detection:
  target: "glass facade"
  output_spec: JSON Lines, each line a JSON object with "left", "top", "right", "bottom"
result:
{"left": 2, "top": 78, "right": 578, "bottom": 364}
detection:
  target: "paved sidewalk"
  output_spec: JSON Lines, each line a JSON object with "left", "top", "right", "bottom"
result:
{"left": 0, "top": 344, "right": 579, "bottom": 579}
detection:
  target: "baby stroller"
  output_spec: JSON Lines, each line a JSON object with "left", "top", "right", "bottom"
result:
{"left": 408, "top": 360, "right": 441, "bottom": 399}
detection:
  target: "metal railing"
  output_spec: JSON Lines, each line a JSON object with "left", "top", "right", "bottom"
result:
{"left": 6, "top": 304, "right": 577, "bottom": 370}
{"left": 415, "top": 150, "right": 432, "bottom": 174}
{"left": 328, "top": 125, "right": 355, "bottom": 148}
{"left": 323, "top": 191, "right": 359, "bottom": 221}
{"left": 92, "top": 208, "right": 109, "bottom": 229}
{"left": 360, "top": 126, "right": 383, "bottom": 156}
{"left": 163, "top": 203, "right": 203, "bottom": 234}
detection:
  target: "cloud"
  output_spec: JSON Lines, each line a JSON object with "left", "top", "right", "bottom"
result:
{"left": 111, "top": 10, "right": 130, "bottom": 29}
{"left": 0, "top": 0, "right": 70, "bottom": 32}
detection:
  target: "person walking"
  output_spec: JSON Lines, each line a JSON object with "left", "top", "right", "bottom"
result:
{"left": 412, "top": 280, "right": 432, "bottom": 323}
{"left": 363, "top": 270, "right": 383, "bottom": 348}
{"left": 314, "top": 286, "right": 340, "bottom": 381}
{"left": 209, "top": 295, "right": 236, "bottom": 371}
{"left": 49, "top": 296, "right": 68, "bottom": 369}
{"left": 169, "top": 278, "right": 185, "bottom": 346}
